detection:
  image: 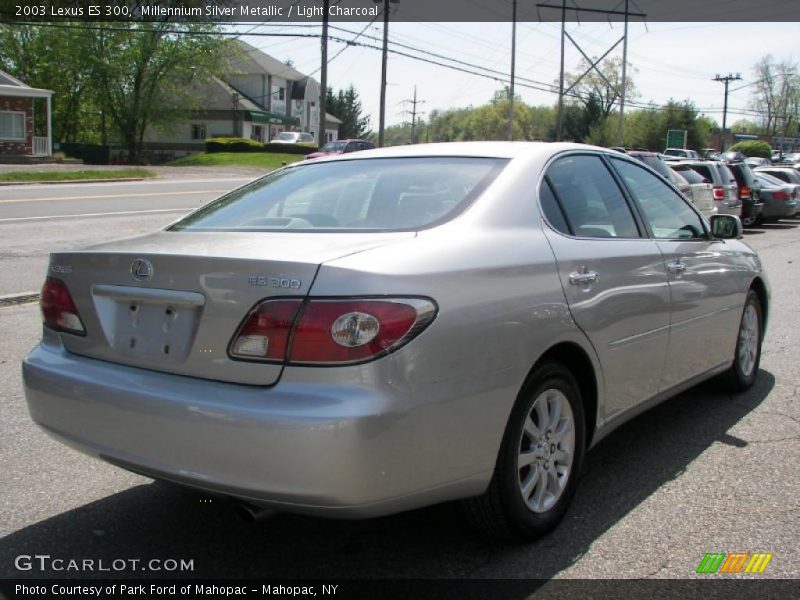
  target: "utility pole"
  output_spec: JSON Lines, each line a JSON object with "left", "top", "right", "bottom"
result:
{"left": 402, "top": 86, "right": 425, "bottom": 144}
{"left": 556, "top": 0, "right": 566, "bottom": 142}
{"left": 375, "top": 0, "right": 399, "bottom": 147}
{"left": 539, "top": 1, "right": 646, "bottom": 143}
{"left": 317, "top": 0, "right": 330, "bottom": 147}
{"left": 713, "top": 73, "right": 742, "bottom": 152}
{"left": 616, "top": 0, "right": 629, "bottom": 146}
{"left": 508, "top": 0, "right": 517, "bottom": 141}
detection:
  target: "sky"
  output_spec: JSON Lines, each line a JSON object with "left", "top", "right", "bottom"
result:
{"left": 237, "top": 20, "right": 799, "bottom": 131}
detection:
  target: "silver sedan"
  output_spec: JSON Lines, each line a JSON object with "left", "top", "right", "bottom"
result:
{"left": 23, "top": 142, "right": 768, "bottom": 540}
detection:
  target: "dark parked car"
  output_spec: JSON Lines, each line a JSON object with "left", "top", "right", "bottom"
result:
{"left": 305, "top": 139, "right": 375, "bottom": 160}
{"left": 754, "top": 166, "right": 800, "bottom": 186}
{"left": 752, "top": 172, "right": 799, "bottom": 221}
{"left": 724, "top": 160, "right": 764, "bottom": 227}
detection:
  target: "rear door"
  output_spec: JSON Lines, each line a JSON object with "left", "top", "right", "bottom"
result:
{"left": 540, "top": 153, "right": 671, "bottom": 419}
{"left": 609, "top": 157, "right": 745, "bottom": 386}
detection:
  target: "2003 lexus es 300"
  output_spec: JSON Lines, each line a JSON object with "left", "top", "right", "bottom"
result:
{"left": 23, "top": 142, "right": 768, "bottom": 540}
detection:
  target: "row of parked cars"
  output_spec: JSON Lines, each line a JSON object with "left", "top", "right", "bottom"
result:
{"left": 614, "top": 148, "right": 800, "bottom": 227}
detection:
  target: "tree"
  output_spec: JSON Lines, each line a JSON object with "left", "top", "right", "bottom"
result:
{"left": 0, "top": 24, "right": 99, "bottom": 144}
{"left": 562, "top": 55, "right": 638, "bottom": 118}
{"left": 87, "top": 22, "right": 225, "bottom": 162}
{"left": 325, "top": 85, "right": 371, "bottom": 139}
{"left": 749, "top": 55, "right": 800, "bottom": 137}
{"left": 1, "top": 20, "right": 226, "bottom": 160}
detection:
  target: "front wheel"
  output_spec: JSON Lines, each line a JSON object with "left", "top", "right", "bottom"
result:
{"left": 462, "top": 362, "right": 586, "bottom": 541}
{"left": 722, "top": 289, "right": 763, "bottom": 392}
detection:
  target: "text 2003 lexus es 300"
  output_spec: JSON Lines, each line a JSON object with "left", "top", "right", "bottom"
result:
{"left": 23, "top": 142, "right": 768, "bottom": 540}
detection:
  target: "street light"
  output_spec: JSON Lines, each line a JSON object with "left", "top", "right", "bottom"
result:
{"left": 374, "top": 0, "right": 400, "bottom": 147}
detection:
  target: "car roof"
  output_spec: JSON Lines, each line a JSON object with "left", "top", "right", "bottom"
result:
{"left": 309, "top": 141, "right": 605, "bottom": 161}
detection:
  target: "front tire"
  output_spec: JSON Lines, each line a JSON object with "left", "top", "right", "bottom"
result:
{"left": 722, "top": 289, "right": 763, "bottom": 392}
{"left": 462, "top": 362, "right": 586, "bottom": 541}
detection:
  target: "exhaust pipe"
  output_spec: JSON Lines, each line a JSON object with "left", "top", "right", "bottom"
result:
{"left": 230, "top": 500, "right": 278, "bottom": 523}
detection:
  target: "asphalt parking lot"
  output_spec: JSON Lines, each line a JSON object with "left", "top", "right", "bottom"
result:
{"left": 0, "top": 218, "right": 798, "bottom": 583}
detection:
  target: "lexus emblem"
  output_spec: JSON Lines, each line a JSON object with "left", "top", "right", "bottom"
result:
{"left": 130, "top": 258, "right": 154, "bottom": 281}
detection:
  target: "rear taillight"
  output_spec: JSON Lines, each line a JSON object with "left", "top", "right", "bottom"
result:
{"left": 228, "top": 297, "right": 437, "bottom": 365}
{"left": 40, "top": 277, "right": 86, "bottom": 335}
{"left": 713, "top": 186, "right": 725, "bottom": 201}
{"left": 738, "top": 186, "right": 751, "bottom": 200}
{"left": 229, "top": 299, "right": 303, "bottom": 361}
{"left": 773, "top": 191, "right": 791, "bottom": 201}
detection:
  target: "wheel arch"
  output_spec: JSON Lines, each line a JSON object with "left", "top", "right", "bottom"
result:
{"left": 530, "top": 341, "right": 599, "bottom": 448}
{"left": 750, "top": 276, "right": 769, "bottom": 330}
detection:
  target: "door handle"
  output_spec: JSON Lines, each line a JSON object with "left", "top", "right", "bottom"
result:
{"left": 666, "top": 260, "right": 686, "bottom": 275}
{"left": 569, "top": 269, "right": 598, "bottom": 286}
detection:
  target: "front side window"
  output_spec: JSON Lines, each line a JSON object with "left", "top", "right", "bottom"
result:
{"left": 543, "top": 154, "right": 640, "bottom": 239}
{"left": 0, "top": 111, "right": 25, "bottom": 139}
{"left": 169, "top": 157, "right": 508, "bottom": 232}
{"left": 612, "top": 158, "right": 706, "bottom": 240}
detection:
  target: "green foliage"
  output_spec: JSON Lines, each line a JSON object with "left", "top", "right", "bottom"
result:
{"left": 0, "top": 169, "right": 155, "bottom": 183}
{"left": 167, "top": 152, "right": 305, "bottom": 169}
{"left": 727, "top": 140, "right": 772, "bottom": 158}
{"left": 0, "top": 21, "right": 228, "bottom": 162}
{"left": 326, "top": 85, "right": 371, "bottom": 139}
{"left": 205, "top": 137, "right": 317, "bottom": 155}
{"left": 622, "top": 100, "right": 712, "bottom": 151}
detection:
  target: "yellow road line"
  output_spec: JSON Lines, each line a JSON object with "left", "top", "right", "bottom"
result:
{"left": 0, "top": 189, "right": 229, "bottom": 205}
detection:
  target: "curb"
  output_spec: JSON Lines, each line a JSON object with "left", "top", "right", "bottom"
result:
{"left": 0, "top": 177, "right": 150, "bottom": 186}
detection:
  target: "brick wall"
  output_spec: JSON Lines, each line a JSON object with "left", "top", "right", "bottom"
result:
{"left": 0, "top": 96, "right": 33, "bottom": 155}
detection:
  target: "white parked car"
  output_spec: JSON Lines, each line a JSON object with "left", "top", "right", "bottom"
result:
{"left": 272, "top": 132, "right": 315, "bottom": 144}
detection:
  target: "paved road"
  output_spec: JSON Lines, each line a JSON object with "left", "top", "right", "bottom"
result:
{"left": 0, "top": 219, "right": 798, "bottom": 582}
{"left": 0, "top": 178, "right": 253, "bottom": 295}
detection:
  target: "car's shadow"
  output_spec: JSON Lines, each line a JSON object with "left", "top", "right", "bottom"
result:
{"left": 0, "top": 372, "right": 775, "bottom": 580}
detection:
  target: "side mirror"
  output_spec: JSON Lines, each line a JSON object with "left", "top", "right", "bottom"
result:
{"left": 710, "top": 214, "right": 743, "bottom": 240}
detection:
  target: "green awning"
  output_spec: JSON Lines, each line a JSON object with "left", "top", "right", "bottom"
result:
{"left": 245, "top": 110, "right": 299, "bottom": 126}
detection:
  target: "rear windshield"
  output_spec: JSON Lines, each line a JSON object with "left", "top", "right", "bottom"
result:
{"left": 169, "top": 157, "right": 508, "bottom": 232}
{"left": 321, "top": 141, "right": 346, "bottom": 152}
{"left": 276, "top": 132, "right": 297, "bottom": 141}
{"left": 672, "top": 166, "right": 705, "bottom": 184}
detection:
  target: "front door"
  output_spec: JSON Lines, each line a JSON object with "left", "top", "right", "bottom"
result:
{"left": 609, "top": 157, "right": 746, "bottom": 387}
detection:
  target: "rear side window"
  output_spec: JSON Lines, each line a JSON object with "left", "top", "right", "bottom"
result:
{"left": 719, "top": 164, "right": 737, "bottom": 184}
{"left": 544, "top": 155, "right": 640, "bottom": 239}
{"left": 612, "top": 158, "right": 705, "bottom": 240}
{"left": 689, "top": 164, "right": 713, "bottom": 182}
{"left": 169, "top": 157, "right": 508, "bottom": 232}
{"left": 673, "top": 167, "right": 705, "bottom": 184}
{"left": 765, "top": 171, "right": 790, "bottom": 183}
{"left": 638, "top": 155, "right": 671, "bottom": 179}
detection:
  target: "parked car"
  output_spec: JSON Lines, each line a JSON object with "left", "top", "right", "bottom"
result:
{"left": 669, "top": 164, "right": 716, "bottom": 218}
{"left": 745, "top": 156, "right": 771, "bottom": 169}
{"left": 755, "top": 166, "right": 800, "bottom": 186}
{"left": 23, "top": 142, "right": 768, "bottom": 541}
{"left": 725, "top": 160, "right": 765, "bottom": 227}
{"left": 663, "top": 148, "right": 701, "bottom": 159}
{"left": 272, "top": 132, "right": 315, "bottom": 144}
{"left": 773, "top": 152, "right": 800, "bottom": 165}
{"left": 305, "top": 139, "right": 375, "bottom": 159}
{"left": 671, "top": 159, "right": 741, "bottom": 217}
{"left": 752, "top": 172, "right": 799, "bottom": 221}
{"left": 626, "top": 151, "right": 692, "bottom": 199}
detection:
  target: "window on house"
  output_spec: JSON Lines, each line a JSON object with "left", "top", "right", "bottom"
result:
{"left": 190, "top": 124, "right": 207, "bottom": 140}
{"left": 0, "top": 112, "right": 25, "bottom": 139}
{"left": 278, "top": 87, "right": 285, "bottom": 101}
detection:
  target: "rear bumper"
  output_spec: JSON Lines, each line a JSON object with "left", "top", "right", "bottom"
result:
{"left": 22, "top": 332, "right": 495, "bottom": 518}
{"left": 761, "top": 200, "right": 798, "bottom": 219}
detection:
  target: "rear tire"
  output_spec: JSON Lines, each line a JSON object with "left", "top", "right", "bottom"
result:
{"left": 462, "top": 362, "right": 586, "bottom": 541}
{"left": 722, "top": 289, "right": 763, "bottom": 392}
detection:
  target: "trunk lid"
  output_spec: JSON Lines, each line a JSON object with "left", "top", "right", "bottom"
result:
{"left": 48, "top": 230, "right": 414, "bottom": 385}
